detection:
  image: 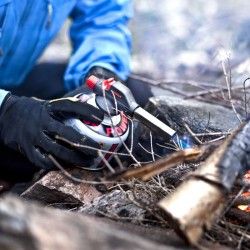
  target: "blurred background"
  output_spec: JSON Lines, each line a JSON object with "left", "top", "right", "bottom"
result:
{"left": 39, "top": 0, "right": 250, "bottom": 84}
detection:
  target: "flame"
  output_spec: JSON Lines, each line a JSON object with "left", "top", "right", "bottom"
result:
{"left": 242, "top": 191, "right": 250, "bottom": 198}
{"left": 237, "top": 205, "right": 250, "bottom": 212}
{"left": 244, "top": 170, "right": 250, "bottom": 181}
{"left": 236, "top": 171, "right": 250, "bottom": 213}
{"left": 173, "top": 134, "right": 193, "bottom": 149}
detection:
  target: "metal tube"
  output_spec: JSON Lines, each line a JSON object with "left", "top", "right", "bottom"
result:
{"left": 134, "top": 107, "right": 176, "bottom": 138}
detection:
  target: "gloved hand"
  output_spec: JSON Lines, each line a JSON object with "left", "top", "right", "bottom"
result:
{"left": 86, "top": 66, "right": 122, "bottom": 82}
{"left": 0, "top": 94, "right": 104, "bottom": 170}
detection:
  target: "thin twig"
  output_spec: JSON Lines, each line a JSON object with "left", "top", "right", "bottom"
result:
{"left": 206, "top": 135, "right": 226, "bottom": 143}
{"left": 222, "top": 185, "right": 247, "bottom": 217}
{"left": 156, "top": 143, "right": 178, "bottom": 151}
{"left": 237, "top": 224, "right": 249, "bottom": 250}
{"left": 48, "top": 154, "right": 117, "bottom": 185}
{"left": 221, "top": 55, "right": 242, "bottom": 123}
{"left": 130, "top": 74, "right": 219, "bottom": 89}
{"left": 184, "top": 123, "right": 202, "bottom": 145}
{"left": 102, "top": 87, "right": 141, "bottom": 166}
{"left": 243, "top": 78, "right": 250, "bottom": 119}
{"left": 98, "top": 151, "right": 115, "bottom": 173}
{"left": 138, "top": 143, "right": 162, "bottom": 158}
{"left": 55, "top": 136, "right": 131, "bottom": 157}
{"left": 149, "top": 131, "right": 155, "bottom": 162}
{"left": 113, "top": 154, "right": 125, "bottom": 170}
{"left": 194, "top": 132, "right": 231, "bottom": 137}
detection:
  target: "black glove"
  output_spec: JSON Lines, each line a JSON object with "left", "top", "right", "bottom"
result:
{"left": 86, "top": 66, "right": 122, "bottom": 82}
{"left": 0, "top": 94, "right": 104, "bottom": 170}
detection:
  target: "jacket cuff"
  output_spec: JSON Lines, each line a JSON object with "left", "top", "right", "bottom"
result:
{"left": 0, "top": 89, "right": 10, "bottom": 107}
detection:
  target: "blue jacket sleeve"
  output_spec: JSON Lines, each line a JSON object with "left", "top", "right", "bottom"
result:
{"left": 0, "top": 89, "right": 9, "bottom": 107}
{"left": 64, "top": 0, "right": 133, "bottom": 91}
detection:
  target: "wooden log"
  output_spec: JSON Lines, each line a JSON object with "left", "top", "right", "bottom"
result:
{"left": 22, "top": 169, "right": 104, "bottom": 207}
{"left": 0, "top": 195, "right": 191, "bottom": 250}
{"left": 109, "top": 144, "right": 218, "bottom": 182}
{"left": 158, "top": 121, "right": 250, "bottom": 245}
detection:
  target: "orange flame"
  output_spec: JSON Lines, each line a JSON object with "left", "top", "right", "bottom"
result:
{"left": 242, "top": 191, "right": 250, "bottom": 198}
{"left": 237, "top": 205, "right": 250, "bottom": 212}
{"left": 244, "top": 170, "right": 250, "bottom": 181}
{"left": 236, "top": 171, "right": 250, "bottom": 213}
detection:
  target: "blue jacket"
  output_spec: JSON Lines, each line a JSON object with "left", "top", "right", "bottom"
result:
{"left": 0, "top": 0, "right": 132, "bottom": 105}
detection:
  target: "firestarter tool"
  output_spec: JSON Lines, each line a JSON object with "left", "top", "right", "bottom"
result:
{"left": 86, "top": 75, "right": 177, "bottom": 139}
{"left": 65, "top": 75, "right": 177, "bottom": 169}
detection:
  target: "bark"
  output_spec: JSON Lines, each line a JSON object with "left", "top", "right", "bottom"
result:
{"left": 22, "top": 169, "right": 104, "bottom": 207}
{"left": 158, "top": 121, "right": 250, "bottom": 245}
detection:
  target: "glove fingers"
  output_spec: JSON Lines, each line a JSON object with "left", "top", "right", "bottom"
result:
{"left": 46, "top": 120, "right": 100, "bottom": 156}
{"left": 48, "top": 99, "right": 104, "bottom": 123}
{"left": 63, "top": 85, "right": 92, "bottom": 98}
{"left": 40, "top": 136, "right": 94, "bottom": 167}
{"left": 30, "top": 147, "right": 55, "bottom": 170}
{"left": 86, "top": 66, "right": 121, "bottom": 82}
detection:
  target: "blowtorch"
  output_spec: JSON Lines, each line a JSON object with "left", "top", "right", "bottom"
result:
{"left": 86, "top": 75, "right": 176, "bottom": 139}
{"left": 65, "top": 76, "right": 177, "bottom": 169}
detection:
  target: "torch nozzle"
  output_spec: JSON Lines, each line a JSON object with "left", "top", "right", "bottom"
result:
{"left": 133, "top": 107, "right": 176, "bottom": 139}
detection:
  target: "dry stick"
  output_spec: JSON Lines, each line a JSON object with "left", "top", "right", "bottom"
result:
{"left": 196, "top": 96, "right": 232, "bottom": 109}
{"left": 157, "top": 121, "right": 250, "bottom": 246}
{"left": 130, "top": 74, "right": 220, "bottom": 89}
{"left": 232, "top": 195, "right": 250, "bottom": 207}
{"left": 156, "top": 143, "right": 178, "bottom": 151}
{"left": 55, "top": 136, "right": 131, "bottom": 157}
{"left": 149, "top": 131, "right": 163, "bottom": 186}
{"left": 102, "top": 87, "right": 141, "bottom": 166}
{"left": 113, "top": 154, "right": 125, "bottom": 170}
{"left": 111, "top": 89, "right": 119, "bottom": 115}
{"left": 113, "top": 147, "right": 204, "bottom": 181}
{"left": 130, "top": 74, "right": 249, "bottom": 114}
{"left": 222, "top": 185, "right": 247, "bottom": 217}
{"left": 130, "top": 73, "right": 247, "bottom": 105}
{"left": 158, "top": 85, "right": 190, "bottom": 97}
{"left": 185, "top": 84, "right": 250, "bottom": 99}
{"left": 149, "top": 131, "right": 155, "bottom": 162}
{"left": 156, "top": 83, "right": 234, "bottom": 111}
{"left": 98, "top": 151, "right": 115, "bottom": 173}
{"left": 172, "top": 134, "right": 183, "bottom": 149}
{"left": 243, "top": 78, "right": 250, "bottom": 119}
{"left": 130, "top": 74, "right": 226, "bottom": 101}
{"left": 184, "top": 123, "right": 202, "bottom": 145}
{"left": 126, "top": 116, "right": 135, "bottom": 152}
{"left": 185, "top": 88, "right": 226, "bottom": 99}
{"left": 207, "top": 135, "right": 226, "bottom": 144}
{"left": 220, "top": 88, "right": 227, "bottom": 100}
{"left": 47, "top": 154, "right": 117, "bottom": 185}
{"left": 219, "top": 220, "right": 250, "bottom": 242}
{"left": 237, "top": 225, "right": 249, "bottom": 250}
{"left": 138, "top": 143, "right": 161, "bottom": 159}
{"left": 221, "top": 57, "right": 242, "bottom": 123}
{"left": 194, "top": 131, "right": 231, "bottom": 137}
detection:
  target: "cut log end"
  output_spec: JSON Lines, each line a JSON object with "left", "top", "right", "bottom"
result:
{"left": 158, "top": 177, "right": 226, "bottom": 245}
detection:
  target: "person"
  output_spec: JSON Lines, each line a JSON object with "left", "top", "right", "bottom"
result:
{"left": 0, "top": 0, "right": 133, "bottom": 181}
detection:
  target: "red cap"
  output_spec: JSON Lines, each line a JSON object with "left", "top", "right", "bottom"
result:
{"left": 86, "top": 75, "right": 99, "bottom": 90}
{"left": 103, "top": 78, "right": 114, "bottom": 90}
